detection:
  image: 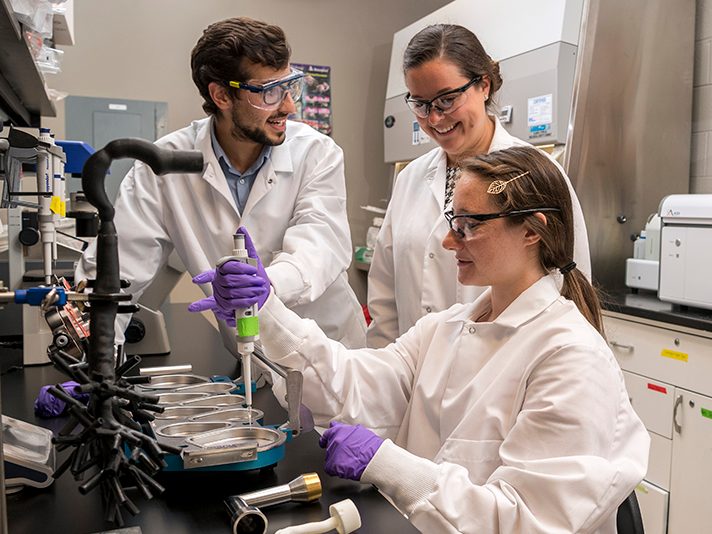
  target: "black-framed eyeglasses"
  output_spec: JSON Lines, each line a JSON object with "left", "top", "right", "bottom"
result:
{"left": 405, "top": 76, "right": 482, "bottom": 118}
{"left": 228, "top": 68, "right": 306, "bottom": 110}
{"left": 444, "top": 208, "right": 561, "bottom": 239}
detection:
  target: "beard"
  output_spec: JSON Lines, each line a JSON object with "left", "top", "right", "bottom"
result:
{"left": 230, "top": 106, "right": 287, "bottom": 146}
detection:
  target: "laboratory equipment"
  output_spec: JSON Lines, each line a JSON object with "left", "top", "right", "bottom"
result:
{"left": 2, "top": 415, "right": 55, "bottom": 492}
{"left": 216, "top": 233, "right": 259, "bottom": 422}
{"left": 657, "top": 194, "right": 712, "bottom": 310}
{"left": 625, "top": 213, "right": 661, "bottom": 292}
{"left": 135, "top": 365, "right": 304, "bottom": 471}
{"left": 38, "top": 138, "right": 204, "bottom": 525}
{"left": 225, "top": 473, "right": 322, "bottom": 534}
{"left": 274, "top": 499, "right": 361, "bottom": 534}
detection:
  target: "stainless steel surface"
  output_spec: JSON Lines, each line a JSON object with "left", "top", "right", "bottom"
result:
{"left": 139, "top": 364, "right": 193, "bottom": 376}
{"left": 252, "top": 346, "right": 304, "bottom": 435}
{"left": 155, "top": 406, "right": 220, "bottom": 420}
{"left": 497, "top": 42, "right": 578, "bottom": 145}
{"left": 564, "top": 0, "right": 694, "bottom": 291}
{"left": 182, "top": 394, "right": 247, "bottom": 407}
{"left": 186, "top": 426, "right": 287, "bottom": 451}
{"left": 156, "top": 392, "right": 210, "bottom": 404}
{"left": 238, "top": 473, "right": 322, "bottom": 508}
{"left": 155, "top": 421, "right": 231, "bottom": 438}
{"left": 170, "top": 382, "right": 236, "bottom": 395}
{"left": 225, "top": 496, "right": 267, "bottom": 534}
{"left": 190, "top": 408, "right": 265, "bottom": 423}
{"left": 139, "top": 374, "right": 210, "bottom": 390}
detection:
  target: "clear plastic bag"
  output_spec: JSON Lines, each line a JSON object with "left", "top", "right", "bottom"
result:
{"left": 10, "top": 0, "right": 54, "bottom": 37}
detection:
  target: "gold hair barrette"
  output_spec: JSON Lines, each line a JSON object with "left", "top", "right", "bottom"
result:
{"left": 486, "top": 171, "right": 530, "bottom": 194}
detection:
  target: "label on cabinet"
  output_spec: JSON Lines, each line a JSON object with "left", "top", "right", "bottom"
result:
{"left": 660, "top": 349, "right": 688, "bottom": 362}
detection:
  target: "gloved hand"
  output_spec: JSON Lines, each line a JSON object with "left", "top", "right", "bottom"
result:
{"left": 318, "top": 421, "right": 384, "bottom": 481}
{"left": 34, "top": 380, "right": 89, "bottom": 418}
{"left": 189, "top": 227, "right": 271, "bottom": 324}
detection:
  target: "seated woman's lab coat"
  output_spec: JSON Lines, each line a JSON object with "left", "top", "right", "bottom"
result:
{"left": 258, "top": 274, "right": 649, "bottom": 533}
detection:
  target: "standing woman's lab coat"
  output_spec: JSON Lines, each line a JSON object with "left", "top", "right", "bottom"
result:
{"left": 76, "top": 117, "right": 365, "bottom": 348}
{"left": 257, "top": 274, "right": 649, "bottom": 533}
{"left": 367, "top": 116, "right": 591, "bottom": 348}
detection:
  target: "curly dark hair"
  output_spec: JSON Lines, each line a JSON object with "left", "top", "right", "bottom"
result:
{"left": 191, "top": 17, "right": 291, "bottom": 115}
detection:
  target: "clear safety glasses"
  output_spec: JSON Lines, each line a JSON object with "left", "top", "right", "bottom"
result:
{"left": 444, "top": 208, "right": 561, "bottom": 240}
{"left": 229, "top": 69, "right": 306, "bottom": 110}
{"left": 405, "top": 76, "right": 482, "bottom": 119}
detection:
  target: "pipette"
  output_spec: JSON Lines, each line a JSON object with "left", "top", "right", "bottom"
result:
{"left": 217, "top": 232, "right": 259, "bottom": 423}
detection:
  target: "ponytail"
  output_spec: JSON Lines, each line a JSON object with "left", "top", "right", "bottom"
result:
{"left": 560, "top": 268, "right": 605, "bottom": 336}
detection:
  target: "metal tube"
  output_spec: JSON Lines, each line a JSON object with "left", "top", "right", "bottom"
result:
{"left": 224, "top": 496, "right": 268, "bottom": 534}
{"left": 139, "top": 364, "right": 193, "bottom": 377}
{"left": 237, "top": 473, "right": 322, "bottom": 508}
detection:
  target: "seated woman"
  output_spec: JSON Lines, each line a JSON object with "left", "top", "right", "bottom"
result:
{"left": 190, "top": 146, "right": 649, "bottom": 533}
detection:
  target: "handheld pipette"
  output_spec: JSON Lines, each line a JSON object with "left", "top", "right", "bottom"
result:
{"left": 217, "top": 233, "right": 259, "bottom": 423}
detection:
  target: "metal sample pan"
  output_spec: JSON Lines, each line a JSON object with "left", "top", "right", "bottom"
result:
{"left": 155, "top": 421, "right": 231, "bottom": 438}
{"left": 189, "top": 407, "right": 264, "bottom": 424}
{"left": 155, "top": 406, "right": 220, "bottom": 420}
{"left": 157, "top": 392, "right": 210, "bottom": 404}
{"left": 186, "top": 426, "right": 286, "bottom": 450}
{"left": 181, "top": 394, "right": 246, "bottom": 407}
{"left": 138, "top": 374, "right": 210, "bottom": 390}
{"left": 170, "top": 382, "right": 237, "bottom": 395}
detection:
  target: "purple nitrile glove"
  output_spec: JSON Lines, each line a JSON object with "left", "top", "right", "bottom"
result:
{"left": 188, "top": 227, "right": 271, "bottom": 323}
{"left": 188, "top": 294, "right": 239, "bottom": 327}
{"left": 34, "top": 380, "right": 89, "bottom": 418}
{"left": 318, "top": 421, "right": 384, "bottom": 481}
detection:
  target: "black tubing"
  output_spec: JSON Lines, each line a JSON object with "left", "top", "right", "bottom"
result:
{"left": 82, "top": 138, "right": 203, "bottom": 222}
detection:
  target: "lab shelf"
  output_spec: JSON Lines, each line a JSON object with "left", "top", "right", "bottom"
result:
{"left": 0, "top": 0, "right": 56, "bottom": 126}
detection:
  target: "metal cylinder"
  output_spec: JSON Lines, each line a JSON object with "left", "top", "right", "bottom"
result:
{"left": 238, "top": 473, "right": 322, "bottom": 508}
{"left": 224, "top": 495, "right": 268, "bottom": 534}
{"left": 139, "top": 364, "right": 193, "bottom": 377}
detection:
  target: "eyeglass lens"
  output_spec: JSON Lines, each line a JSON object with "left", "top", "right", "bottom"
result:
{"left": 249, "top": 78, "right": 304, "bottom": 109}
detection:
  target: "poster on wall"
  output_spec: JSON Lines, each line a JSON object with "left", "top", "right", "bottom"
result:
{"left": 290, "top": 63, "right": 332, "bottom": 136}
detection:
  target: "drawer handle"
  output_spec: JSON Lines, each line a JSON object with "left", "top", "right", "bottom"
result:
{"left": 673, "top": 394, "right": 683, "bottom": 435}
{"left": 609, "top": 341, "right": 634, "bottom": 352}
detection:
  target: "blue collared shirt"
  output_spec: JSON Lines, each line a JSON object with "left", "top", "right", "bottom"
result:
{"left": 210, "top": 126, "right": 271, "bottom": 214}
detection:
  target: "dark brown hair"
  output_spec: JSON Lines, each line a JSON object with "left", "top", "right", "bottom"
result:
{"left": 403, "top": 24, "right": 502, "bottom": 112}
{"left": 460, "top": 146, "right": 604, "bottom": 334}
{"left": 191, "top": 17, "right": 291, "bottom": 115}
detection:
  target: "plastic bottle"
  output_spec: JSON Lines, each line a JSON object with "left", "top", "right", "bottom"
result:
{"left": 633, "top": 230, "right": 647, "bottom": 259}
{"left": 363, "top": 217, "right": 383, "bottom": 262}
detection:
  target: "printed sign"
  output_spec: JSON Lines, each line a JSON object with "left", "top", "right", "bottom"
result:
{"left": 290, "top": 63, "right": 332, "bottom": 136}
{"left": 527, "top": 94, "right": 553, "bottom": 139}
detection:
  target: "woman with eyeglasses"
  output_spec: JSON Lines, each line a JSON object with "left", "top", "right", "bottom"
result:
{"left": 199, "top": 145, "right": 648, "bottom": 533}
{"left": 366, "top": 24, "right": 591, "bottom": 348}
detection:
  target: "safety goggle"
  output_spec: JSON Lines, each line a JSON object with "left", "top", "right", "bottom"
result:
{"left": 229, "top": 69, "right": 305, "bottom": 110}
{"left": 405, "top": 76, "right": 482, "bottom": 119}
{"left": 444, "top": 207, "right": 561, "bottom": 239}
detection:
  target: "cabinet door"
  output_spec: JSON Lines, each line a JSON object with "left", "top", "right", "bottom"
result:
{"left": 668, "top": 388, "right": 712, "bottom": 533}
{"left": 636, "top": 481, "right": 669, "bottom": 534}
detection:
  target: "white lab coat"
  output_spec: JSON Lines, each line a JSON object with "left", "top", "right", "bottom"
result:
{"left": 367, "top": 116, "right": 591, "bottom": 348}
{"left": 258, "top": 274, "right": 648, "bottom": 533}
{"left": 76, "top": 117, "right": 365, "bottom": 349}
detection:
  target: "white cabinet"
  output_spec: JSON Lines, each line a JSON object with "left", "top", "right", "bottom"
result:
{"left": 604, "top": 312, "right": 712, "bottom": 534}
